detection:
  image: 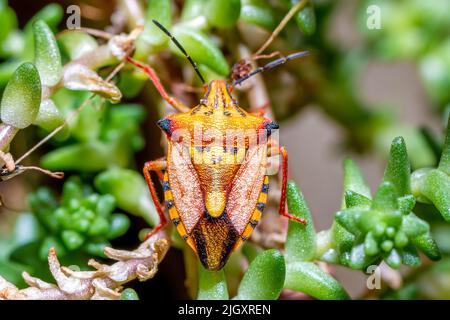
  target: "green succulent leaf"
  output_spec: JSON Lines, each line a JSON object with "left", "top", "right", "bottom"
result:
{"left": 61, "top": 230, "right": 85, "bottom": 250}
{"left": 345, "top": 190, "right": 372, "bottom": 208}
{"left": 401, "top": 213, "right": 430, "bottom": 238}
{"left": 135, "top": 0, "right": 172, "bottom": 57}
{"left": 121, "top": 288, "right": 139, "bottom": 300}
{"left": 95, "top": 194, "right": 116, "bottom": 218}
{"left": 171, "top": 26, "right": 229, "bottom": 76}
{"left": 181, "top": 0, "right": 204, "bottom": 20}
{"left": 57, "top": 31, "right": 98, "bottom": 60}
{"left": 41, "top": 141, "right": 114, "bottom": 172}
{"left": 39, "top": 236, "right": 66, "bottom": 260}
{"left": 235, "top": 249, "right": 285, "bottom": 300}
{"left": 240, "top": 0, "right": 276, "bottom": 30}
{"left": 285, "top": 262, "right": 349, "bottom": 300}
{"left": 25, "top": 3, "right": 63, "bottom": 31}
{"left": 206, "top": 0, "right": 241, "bottom": 29}
{"left": 383, "top": 136, "right": 411, "bottom": 197}
{"left": 438, "top": 116, "right": 450, "bottom": 175}
{"left": 421, "top": 169, "right": 450, "bottom": 221}
{"left": 197, "top": 266, "right": 228, "bottom": 300}
{"left": 349, "top": 243, "right": 375, "bottom": 269}
{"left": 335, "top": 208, "right": 363, "bottom": 235}
{"left": 412, "top": 233, "right": 441, "bottom": 261}
{"left": 94, "top": 168, "right": 158, "bottom": 225}
{"left": 401, "top": 245, "right": 421, "bottom": 267}
{"left": 285, "top": 180, "right": 316, "bottom": 263}
{"left": 372, "top": 181, "right": 397, "bottom": 212}
{"left": 342, "top": 159, "right": 371, "bottom": 208}
{"left": 292, "top": 0, "right": 316, "bottom": 36}
{"left": 397, "top": 195, "right": 416, "bottom": 215}
{"left": 331, "top": 221, "right": 355, "bottom": 254}
{"left": 0, "top": 62, "right": 41, "bottom": 129}
{"left": 33, "top": 19, "right": 62, "bottom": 86}
{"left": 0, "top": 1, "right": 17, "bottom": 44}
{"left": 364, "top": 232, "right": 379, "bottom": 256}
{"left": 107, "top": 214, "right": 130, "bottom": 239}
{"left": 33, "top": 99, "right": 68, "bottom": 139}
{"left": 385, "top": 248, "right": 401, "bottom": 269}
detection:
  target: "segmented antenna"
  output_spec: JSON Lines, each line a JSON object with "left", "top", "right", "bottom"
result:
{"left": 232, "top": 51, "right": 310, "bottom": 86}
{"left": 152, "top": 19, "right": 205, "bottom": 84}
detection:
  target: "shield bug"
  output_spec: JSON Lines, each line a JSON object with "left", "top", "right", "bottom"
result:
{"left": 125, "top": 20, "right": 309, "bottom": 270}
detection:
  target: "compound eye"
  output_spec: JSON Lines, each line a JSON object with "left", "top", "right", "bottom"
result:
{"left": 157, "top": 118, "right": 173, "bottom": 135}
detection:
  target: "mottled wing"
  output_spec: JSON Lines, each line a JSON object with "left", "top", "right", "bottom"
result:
{"left": 226, "top": 144, "right": 268, "bottom": 250}
{"left": 166, "top": 142, "right": 204, "bottom": 251}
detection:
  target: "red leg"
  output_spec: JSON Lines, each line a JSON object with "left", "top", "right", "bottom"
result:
{"left": 125, "top": 56, "right": 190, "bottom": 113}
{"left": 143, "top": 159, "right": 168, "bottom": 240}
{"left": 279, "top": 146, "right": 307, "bottom": 224}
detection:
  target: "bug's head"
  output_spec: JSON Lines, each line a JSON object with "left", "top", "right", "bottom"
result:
{"left": 199, "top": 80, "right": 237, "bottom": 112}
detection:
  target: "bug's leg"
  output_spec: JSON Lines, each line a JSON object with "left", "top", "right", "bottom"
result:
{"left": 277, "top": 146, "right": 307, "bottom": 224}
{"left": 143, "top": 159, "right": 169, "bottom": 240}
{"left": 125, "top": 56, "right": 190, "bottom": 113}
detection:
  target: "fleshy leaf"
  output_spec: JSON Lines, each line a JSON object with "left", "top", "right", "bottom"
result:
{"left": 335, "top": 209, "right": 362, "bottom": 235}
{"left": 197, "top": 266, "right": 228, "bottom": 300}
{"left": 438, "top": 115, "right": 450, "bottom": 175}
{"left": 33, "top": 99, "right": 68, "bottom": 139}
{"left": 57, "top": 32, "right": 98, "bottom": 60}
{"left": 135, "top": 0, "right": 172, "bottom": 57}
{"left": 397, "top": 195, "right": 416, "bottom": 215}
{"left": 235, "top": 249, "right": 285, "bottom": 300}
{"left": 206, "top": 0, "right": 241, "bottom": 28}
{"left": 94, "top": 168, "right": 158, "bottom": 225}
{"left": 345, "top": 190, "right": 372, "bottom": 208}
{"left": 349, "top": 243, "right": 372, "bottom": 269}
{"left": 401, "top": 245, "right": 421, "bottom": 267}
{"left": 372, "top": 181, "right": 397, "bottom": 212}
{"left": 285, "top": 180, "right": 316, "bottom": 263}
{"left": 293, "top": 0, "right": 316, "bottom": 36}
{"left": 382, "top": 136, "right": 411, "bottom": 197}
{"left": 240, "top": 0, "right": 276, "bottom": 30}
{"left": 364, "top": 232, "right": 379, "bottom": 256}
{"left": 33, "top": 20, "right": 62, "bottom": 86}
{"left": 401, "top": 213, "right": 430, "bottom": 238}
{"left": 385, "top": 249, "right": 401, "bottom": 269}
{"left": 412, "top": 233, "right": 441, "bottom": 261}
{"left": 41, "top": 141, "right": 114, "bottom": 172}
{"left": 342, "top": 158, "right": 371, "bottom": 208}
{"left": 421, "top": 169, "right": 450, "bottom": 221}
{"left": 0, "top": 62, "right": 41, "bottom": 129}
{"left": 121, "top": 288, "right": 139, "bottom": 300}
{"left": 171, "top": 26, "right": 229, "bottom": 76}
{"left": 285, "top": 262, "right": 349, "bottom": 300}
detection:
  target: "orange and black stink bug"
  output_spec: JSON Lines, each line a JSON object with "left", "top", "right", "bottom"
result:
{"left": 125, "top": 20, "right": 309, "bottom": 271}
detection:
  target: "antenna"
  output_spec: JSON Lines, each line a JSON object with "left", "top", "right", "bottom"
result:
{"left": 232, "top": 51, "right": 310, "bottom": 87}
{"left": 152, "top": 19, "right": 205, "bottom": 84}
